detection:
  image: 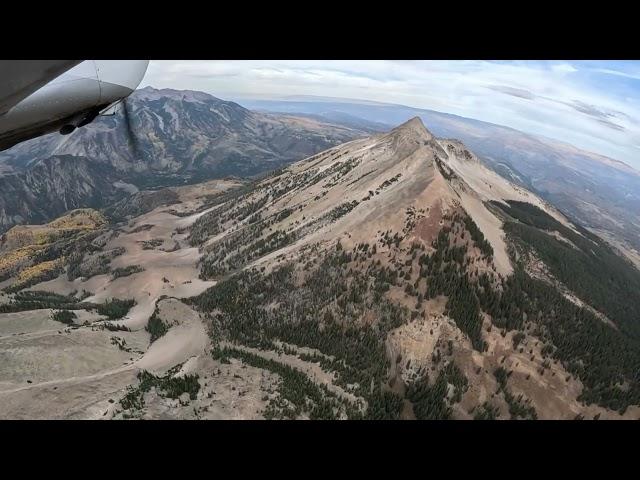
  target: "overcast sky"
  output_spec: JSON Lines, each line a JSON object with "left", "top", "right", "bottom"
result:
{"left": 141, "top": 60, "right": 640, "bottom": 169}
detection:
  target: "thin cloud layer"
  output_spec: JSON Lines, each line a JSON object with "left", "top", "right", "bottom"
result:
{"left": 141, "top": 60, "right": 640, "bottom": 168}
{"left": 487, "top": 85, "right": 536, "bottom": 100}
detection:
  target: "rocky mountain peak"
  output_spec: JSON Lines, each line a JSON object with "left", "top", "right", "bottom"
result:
{"left": 387, "top": 116, "right": 434, "bottom": 141}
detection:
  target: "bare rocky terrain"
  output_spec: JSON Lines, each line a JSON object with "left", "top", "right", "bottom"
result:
{"left": 1, "top": 118, "right": 640, "bottom": 420}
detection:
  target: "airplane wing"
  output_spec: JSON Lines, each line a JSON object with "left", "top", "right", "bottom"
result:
{"left": 0, "top": 60, "right": 83, "bottom": 116}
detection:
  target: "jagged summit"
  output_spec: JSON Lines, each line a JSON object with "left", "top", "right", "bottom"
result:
{"left": 376, "top": 116, "right": 436, "bottom": 160}
{"left": 386, "top": 116, "right": 434, "bottom": 142}
{"left": 394, "top": 116, "right": 429, "bottom": 133}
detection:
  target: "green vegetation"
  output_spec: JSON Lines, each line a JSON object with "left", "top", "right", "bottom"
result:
{"left": 512, "top": 332, "right": 525, "bottom": 349}
{"left": 323, "top": 157, "right": 362, "bottom": 188}
{"left": 493, "top": 367, "right": 537, "bottom": 419}
{"left": 0, "top": 290, "right": 94, "bottom": 313}
{"left": 188, "top": 189, "right": 269, "bottom": 245}
{"left": 190, "top": 157, "right": 379, "bottom": 279}
{"left": 212, "top": 346, "right": 348, "bottom": 419}
{"left": 480, "top": 264, "right": 640, "bottom": 412}
{"left": 111, "top": 265, "right": 145, "bottom": 279}
{"left": 67, "top": 246, "right": 125, "bottom": 281}
{"left": 200, "top": 228, "right": 298, "bottom": 278}
{"left": 435, "top": 156, "right": 458, "bottom": 181}
{"left": 110, "top": 336, "right": 131, "bottom": 352}
{"left": 146, "top": 308, "right": 169, "bottom": 343}
{"left": 494, "top": 366, "right": 509, "bottom": 390}
{"left": 191, "top": 210, "right": 498, "bottom": 418}
{"left": 406, "top": 363, "right": 468, "bottom": 420}
{"left": 463, "top": 215, "right": 493, "bottom": 258}
{"left": 366, "top": 391, "right": 404, "bottom": 420}
{"left": 420, "top": 218, "right": 487, "bottom": 351}
{"left": 138, "top": 370, "right": 200, "bottom": 400}
{"left": 324, "top": 201, "right": 359, "bottom": 222}
{"left": 103, "top": 322, "right": 131, "bottom": 332}
{"left": 495, "top": 200, "right": 640, "bottom": 339}
{"left": 186, "top": 180, "right": 640, "bottom": 416}
{"left": 96, "top": 298, "right": 135, "bottom": 320}
{"left": 211, "top": 347, "right": 232, "bottom": 364}
{"left": 504, "top": 390, "right": 538, "bottom": 420}
{"left": 119, "top": 370, "right": 201, "bottom": 414}
{"left": 473, "top": 402, "right": 499, "bottom": 420}
{"left": 51, "top": 309, "right": 77, "bottom": 324}
{"left": 139, "top": 239, "right": 164, "bottom": 250}
{"left": 380, "top": 214, "right": 486, "bottom": 351}
{"left": 483, "top": 201, "right": 640, "bottom": 412}
{"left": 377, "top": 173, "right": 402, "bottom": 192}
{"left": 191, "top": 255, "right": 409, "bottom": 419}
{"left": 67, "top": 252, "right": 109, "bottom": 280}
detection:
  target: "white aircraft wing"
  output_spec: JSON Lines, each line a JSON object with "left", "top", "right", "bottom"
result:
{"left": 0, "top": 60, "right": 82, "bottom": 116}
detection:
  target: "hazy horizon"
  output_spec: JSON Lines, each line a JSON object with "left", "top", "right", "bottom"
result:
{"left": 140, "top": 60, "right": 640, "bottom": 169}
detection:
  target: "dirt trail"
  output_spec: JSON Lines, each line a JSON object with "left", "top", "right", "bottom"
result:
{"left": 0, "top": 367, "right": 137, "bottom": 420}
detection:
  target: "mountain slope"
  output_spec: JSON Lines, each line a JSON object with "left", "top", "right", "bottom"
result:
{"left": 238, "top": 96, "right": 640, "bottom": 257}
{"left": 3, "top": 118, "right": 640, "bottom": 420}
{"left": 183, "top": 117, "right": 640, "bottom": 419}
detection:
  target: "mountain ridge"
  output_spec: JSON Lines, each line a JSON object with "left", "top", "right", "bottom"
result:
{"left": 2, "top": 118, "right": 640, "bottom": 419}
{"left": 234, "top": 95, "right": 640, "bottom": 256}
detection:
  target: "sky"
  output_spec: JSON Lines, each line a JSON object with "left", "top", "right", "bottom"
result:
{"left": 140, "top": 60, "right": 640, "bottom": 169}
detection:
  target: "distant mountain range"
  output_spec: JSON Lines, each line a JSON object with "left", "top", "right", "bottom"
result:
{"left": 0, "top": 88, "right": 367, "bottom": 232}
{"left": 237, "top": 95, "right": 640, "bottom": 257}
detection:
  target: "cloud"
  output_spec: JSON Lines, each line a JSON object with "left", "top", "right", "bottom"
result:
{"left": 591, "top": 67, "right": 640, "bottom": 81}
{"left": 597, "top": 119, "right": 626, "bottom": 131}
{"left": 551, "top": 63, "right": 578, "bottom": 74}
{"left": 487, "top": 85, "right": 536, "bottom": 100}
{"left": 570, "top": 100, "right": 616, "bottom": 120}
